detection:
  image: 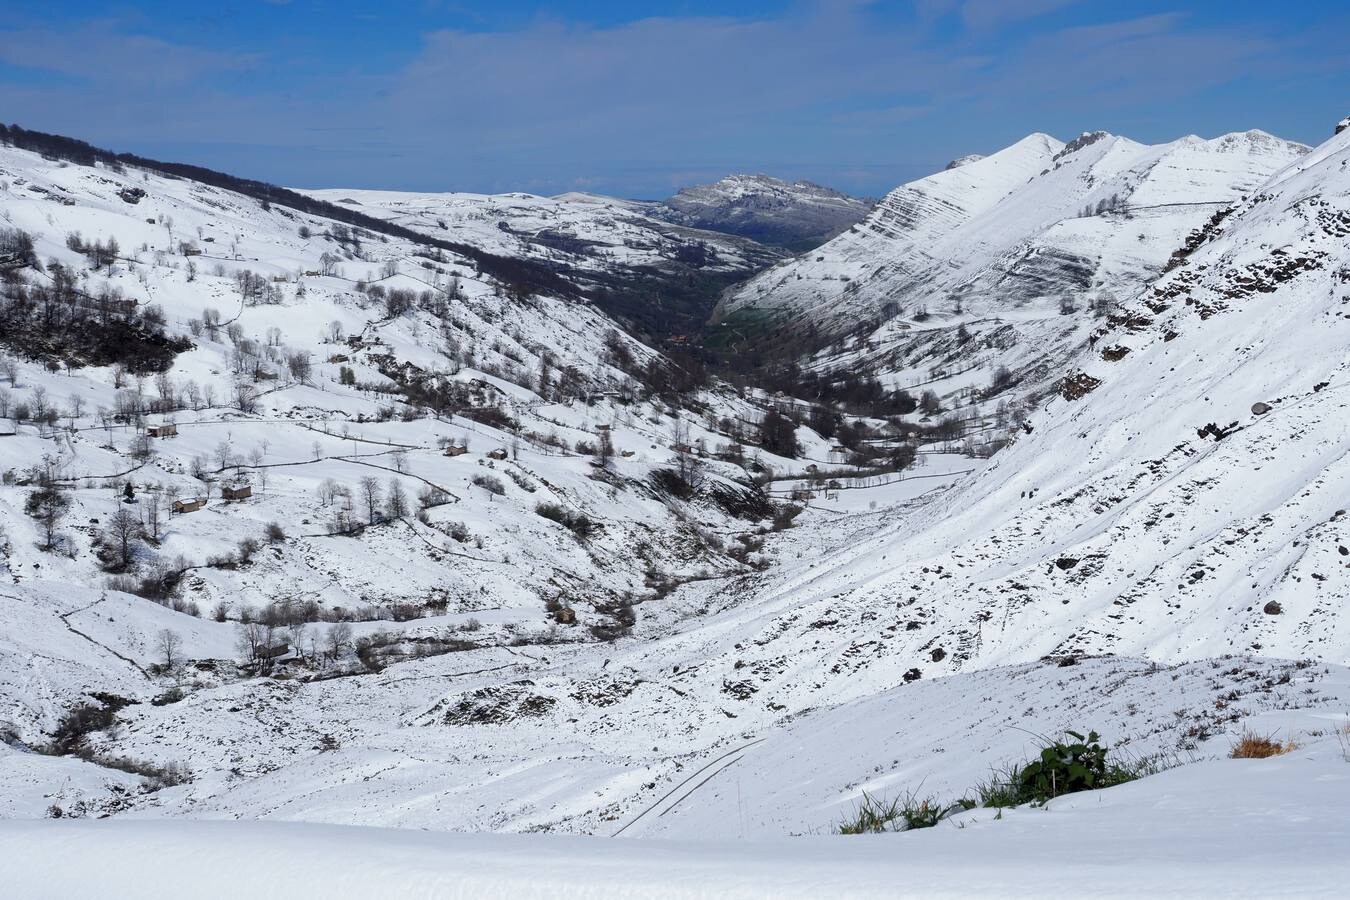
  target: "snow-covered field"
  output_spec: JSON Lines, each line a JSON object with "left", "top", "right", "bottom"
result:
{"left": 5, "top": 735, "right": 1350, "bottom": 897}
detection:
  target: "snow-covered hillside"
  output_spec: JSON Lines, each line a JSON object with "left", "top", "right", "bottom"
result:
{"left": 644, "top": 174, "right": 873, "bottom": 251}
{"left": 304, "top": 186, "right": 782, "bottom": 337}
{"left": 717, "top": 130, "right": 1309, "bottom": 427}
{"left": 0, "top": 134, "right": 812, "bottom": 743}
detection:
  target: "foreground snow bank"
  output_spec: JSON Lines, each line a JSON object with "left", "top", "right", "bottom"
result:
{"left": 3, "top": 746, "right": 1348, "bottom": 899}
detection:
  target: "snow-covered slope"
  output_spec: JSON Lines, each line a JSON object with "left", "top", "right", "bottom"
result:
{"left": 717, "top": 130, "right": 1309, "bottom": 426}
{"left": 7, "top": 730, "right": 1350, "bottom": 899}
{"left": 695, "top": 123, "right": 1350, "bottom": 684}
{"left": 303, "top": 186, "right": 782, "bottom": 337}
{"left": 646, "top": 174, "right": 873, "bottom": 251}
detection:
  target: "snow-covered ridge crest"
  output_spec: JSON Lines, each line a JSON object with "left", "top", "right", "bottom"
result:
{"left": 649, "top": 173, "right": 874, "bottom": 251}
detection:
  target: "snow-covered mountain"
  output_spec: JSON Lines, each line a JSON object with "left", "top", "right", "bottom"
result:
{"left": 645, "top": 174, "right": 873, "bottom": 251}
{"left": 3, "top": 119, "right": 1350, "bottom": 891}
{"left": 717, "top": 130, "right": 1309, "bottom": 421}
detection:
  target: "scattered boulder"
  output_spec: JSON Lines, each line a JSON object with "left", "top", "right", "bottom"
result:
{"left": 1101, "top": 345, "right": 1131, "bottom": 362}
{"left": 1263, "top": 600, "right": 1283, "bottom": 616}
{"left": 930, "top": 647, "right": 946, "bottom": 663}
{"left": 903, "top": 668, "right": 923, "bottom": 683}
{"left": 118, "top": 187, "right": 146, "bottom": 204}
{"left": 1055, "top": 557, "right": 1080, "bottom": 571}
{"left": 439, "top": 684, "right": 557, "bottom": 726}
{"left": 1251, "top": 401, "right": 1272, "bottom": 415}
{"left": 1197, "top": 422, "right": 1238, "bottom": 441}
{"left": 1059, "top": 372, "right": 1102, "bottom": 401}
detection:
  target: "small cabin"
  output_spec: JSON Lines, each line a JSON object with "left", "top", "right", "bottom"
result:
{"left": 257, "top": 643, "right": 290, "bottom": 661}
{"left": 443, "top": 444, "right": 469, "bottom": 457}
{"left": 221, "top": 484, "right": 252, "bottom": 501}
{"left": 146, "top": 423, "right": 177, "bottom": 438}
{"left": 304, "top": 270, "right": 321, "bottom": 277}
{"left": 327, "top": 354, "right": 349, "bottom": 364}
{"left": 487, "top": 448, "right": 508, "bottom": 461}
{"left": 172, "top": 497, "right": 205, "bottom": 514}
{"left": 254, "top": 371, "right": 278, "bottom": 382}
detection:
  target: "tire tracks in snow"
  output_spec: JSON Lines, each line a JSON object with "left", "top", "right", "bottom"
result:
{"left": 611, "top": 737, "right": 765, "bottom": 837}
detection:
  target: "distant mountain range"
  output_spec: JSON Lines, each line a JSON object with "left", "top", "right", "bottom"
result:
{"left": 641, "top": 173, "right": 874, "bottom": 252}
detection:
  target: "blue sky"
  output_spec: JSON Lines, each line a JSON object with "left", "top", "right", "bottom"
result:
{"left": 1, "top": 1, "right": 1346, "bottom": 198}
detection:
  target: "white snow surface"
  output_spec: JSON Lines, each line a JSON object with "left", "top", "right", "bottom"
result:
{"left": 3, "top": 735, "right": 1350, "bottom": 897}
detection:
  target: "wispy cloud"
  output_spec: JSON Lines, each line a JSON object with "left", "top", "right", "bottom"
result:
{"left": 0, "top": 19, "right": 258, "bottom": 86}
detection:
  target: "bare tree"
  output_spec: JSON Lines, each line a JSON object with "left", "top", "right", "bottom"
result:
{"left": 156, "top": 628, "right": 182, "bottom": 670}
{"left": 102, "top": 506, "right": 143, "bottom": 572}
{"left": 384, "top": 478, "right": 408, "bottom": 520}
{"left": 317, "top": 477, "right": 340, "bottom": 506}
{"left": 236, "top": 621, "right": 278, "bottom": 674}
{"left": 25, "top": 476, "right": 69, "bottom": 551}
{"left": 144, "top": 491, "right": 163, "bottom": 542}
{"left": 326, "top": 622, "right": 353, "bottom": 662}
{"left": 359, "top": 476, "right": 382, "bottom": 524}
{"left": 596, "top": 427, "right": 614, "bottom": 469}
{"left": 67, "top": 392, "right": 86, "bottom": 423}
{"left": 287, "top": 622, "right": 309, "bottom": 664}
